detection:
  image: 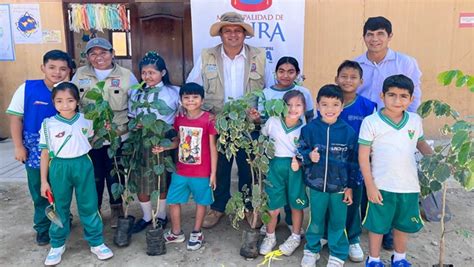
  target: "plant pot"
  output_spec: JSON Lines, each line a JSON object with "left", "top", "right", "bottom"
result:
{"left": 240, "top": 229, "right": 260, "bottom": 259}
{"left": 432, "top": 264, "right": 454, "bottom": 267}
{"left": 113, "top": 215, "right": 135, "bottom": 247}
{"left": 146, "top": 228, "right": 166, "bottom": 256}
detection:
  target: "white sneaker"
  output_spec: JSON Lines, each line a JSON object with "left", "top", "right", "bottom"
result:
{"left": 259, "top": 235, "right": 277, "bottom": 255}
{"left": 349, "top": 243, "right": 364, "bottom": 262}
{"left": 326, "top": 255, "right": 344, "bottom": 267}
{"left": 287, "top": 224, "right": 306, "bottom": 236}
{"left": 279, "top": 234, "right": 301, "bottom": 256}
{"left": 300, "top": 249, "right": 320, "bottom": 267}
{"left": 44, "top": 245, "right": 66, "bottom": 266}
{"left": 260, "top": 224, "right": 267, "bottom": 235}
{"left": 320, "top": 238, "right": 328, "bottom": 248}
{"left": 90, "top": 243, "right": 114, "bottom": 260}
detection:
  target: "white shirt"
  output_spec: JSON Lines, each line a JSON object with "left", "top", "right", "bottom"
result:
{"left": 6, "top": 83, "right": 26, "bottom": 115}
{"left": 260, "top": 84, "right": 314, "bottom": 113}
{"left": 261, "top": 116, "right": 304, "bottom": 158}
{"left": 358, "top": 110, "right": 424, "bottom": 193}
{"left": 39, "top": 113, "right": 94, "bottom": 158}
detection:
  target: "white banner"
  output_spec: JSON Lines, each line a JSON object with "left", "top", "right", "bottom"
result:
{"left": 190, "top": 0, "right": 305, "bottom": 77}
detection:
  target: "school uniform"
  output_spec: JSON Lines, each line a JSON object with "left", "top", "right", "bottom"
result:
{"left": 39, "top": 113, "right": 104, "bottom": 248}
{"left": 6, "top": 80, "right": 57, "bottom": 235}
{"left": 260, "top": 84, "right": 315, "bottom": 120}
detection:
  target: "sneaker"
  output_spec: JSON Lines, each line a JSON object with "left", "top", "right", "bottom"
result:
{"left": 157, "top": 217, "right": 168, "bottom": 229}
{"left": 259, "top": 235, "right": 277, "bottom": 255}
{"left": 36, "top": 231, "right": 50, "bottom": 246}
{"left": 279, "top": 235, "right": 301, "bottom": 256}
{"left": 300, "top": 249, "right": 320, "bottom": 267}
{"left": 202, "top": 210, "right": 223, "bottom": 229}
{"left": 320, "top": 238, "right": 328, "bottom": 248}
{"left": 187, "top": 231, "right": 204, "bottom": 251}
{"left": 365, "top": 257, "right": 385, "bottom": 267}
{"left": 349, "top": 243, "right": 364, "bottom": 262}
{"left": 91, "top": 243, "right": 113, "bottom": 260}
{"left": 131, "top": 219, "right": 152, "bottom": 234}
{"left": 260, "top": 224, "right": 267, "bottom": 235}
{"left": 327, "top": 255, "right": 344, "bottom": 267}
{"left": 391, "top": 255, "right": 412, "bottom": 267}
{"left": 287, "top": 224, "right": 305, "bottom": 237}
{"left": 163, "top": 229, "right": 185, "bottom": 244}
{"left": 44, "top": 245, "right": 66, "bottom": 266}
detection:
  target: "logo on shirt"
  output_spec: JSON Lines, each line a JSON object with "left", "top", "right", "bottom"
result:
{"left": 231, "top": 0, "right": 272, "bottom": 12}
{"left": 33, "top": 101, "right": 49, "bottom": 105}
{"left": 55, "top": 131, "right": 65, "bottom": 138}
{"left": 206, "top": 64, "right": 217, "bottom": 72}
{"left": 111, "top": 79, "right": 121, "bottom": 87}
{"left": 408, "top": 129, "right": 415, "bottom": 140}
{"left": 82, "top": 128, "right": 88, "bottom": 135}
{"left": 250, "top": 62, "right": 257, "bottom": 72}
{"left": 293, "top": 137, "right": 299, "bottom": 146}
{"left": 78, "top": 79, "right": 91, "bottom": 87}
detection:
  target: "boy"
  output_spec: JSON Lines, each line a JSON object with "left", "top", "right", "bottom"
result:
{"left": 299, "top": 85, "right": 358, "bottom": 267}
{"left": 333, "top": 60, "right": 377, "bottom": 262}
{"left": 359, "top": 74, "right": 433, "bottom": 267}
{"left": 154, "top": 82, "right": 217, "bottom": 251}
{"left": 6, "top": 50, "right": 73, "bottom": 246}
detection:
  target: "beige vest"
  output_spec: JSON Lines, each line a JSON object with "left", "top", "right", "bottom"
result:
{"left": 72, "top": 64, "right": 132, "bottom": 131}
{"left": 201, "top": 44, "right": 266, "bottom": 114}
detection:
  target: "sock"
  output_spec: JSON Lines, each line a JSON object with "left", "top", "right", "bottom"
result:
{"left": 368, "top": 256, "right": 381, "bottom": 263}
{"left": 139, "top": 201, "right": 152, "bottom": 222}
{"left": 192, "top": 229, "right": 201, "bottom": 233}
{"left": 157, "top": 199, "right": 167, "bottom": 219}
{"left": 291, "top": 233, "right": 301, "bottom": 240}
{"left": 266, "top": 232, "right": 276, "bottom": 239}
{"left": 393, "top": 251, "right": 406, "bottom": 262}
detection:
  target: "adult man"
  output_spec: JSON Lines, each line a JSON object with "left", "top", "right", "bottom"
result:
{"left": 186, "top": 11, "right": 273, "bottom": 228}
{"left": 355, "top": 16, "right": 422, "bottom": 112}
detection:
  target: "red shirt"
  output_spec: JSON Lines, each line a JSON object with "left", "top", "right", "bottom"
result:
{"left": 173, "top": 111, "right": 217, "bottom": 177}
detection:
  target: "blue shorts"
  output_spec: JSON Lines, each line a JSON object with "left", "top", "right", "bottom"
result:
{"left": 167, "top": 173, "right": 214, "bottom": 206}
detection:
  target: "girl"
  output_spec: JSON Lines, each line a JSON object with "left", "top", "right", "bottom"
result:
{"left": 128, "top": 51, "right": 180, "bottom": 233}
{"left": 259, "top": 90, "right": 309, "bottom": 256}
{"left": 39, "top": 82, "right": 113, "bottom": 266}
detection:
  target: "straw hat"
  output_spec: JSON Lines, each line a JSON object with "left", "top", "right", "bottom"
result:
{"left": 209, "top": 12, "right": 254, "bottom": 37}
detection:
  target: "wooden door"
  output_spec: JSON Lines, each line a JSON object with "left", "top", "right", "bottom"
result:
{"left": 130, "top": 1, "right": 193, "bottom": 86}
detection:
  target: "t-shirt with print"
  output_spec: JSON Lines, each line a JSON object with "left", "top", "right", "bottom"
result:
{"left": 173, "top": 111, "right": 217, "bottom": 178}
{"left": 358, "top": 110, "right": 424, "bottom": 193}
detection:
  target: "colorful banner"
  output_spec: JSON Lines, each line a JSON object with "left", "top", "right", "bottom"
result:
{"left": 0, "top": 4, "right": 15, "bottom": 61}
{"left": 11, "top": 4, "right": 43, "bottom": 44}
{"left": 190, "top": 0, "right": 305, "bottom": 78}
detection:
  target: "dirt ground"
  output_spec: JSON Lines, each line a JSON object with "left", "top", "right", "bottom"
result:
{"left": 0, "top": 180, "right": 473, "bottom": 267}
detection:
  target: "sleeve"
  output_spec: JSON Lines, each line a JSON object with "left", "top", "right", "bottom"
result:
{"left": 261, "top": 117, "right": 272, "bottom": 137}
{"left": 173, "top": 116, "right": 180, "bottom": 133}
{"left": 87, "top": 118, "right": 94, "bottom": 138}
{"left": 416, "top": 114, "right": 425, "bottom": 141}
{"left": 208, "top": 113, "right": 218, "bottom": 135}
{"left": 186, "top": 55, "right": 203, "bottom": 85}
{"left": 347, "top": 132, "right": 360, "bottom": 189}
{"left": 358, "top": 117, "right": 374, "bottom": 146}
{"left": 297, "top": 125, "right": 314, "bottom": 166}
{"left": 406, "top": 57, "right": 422, "bottom": 112}
{"left": 38, "top": 120, "right": 48, "bottom": 149}
{"left": 264, "top": 60, "right": 275, "bottom": 88}
{"left": 128, "top": 89, "right": 137, "bottom": 118}
{"left": 5, "top": 83, "right": 26, "bottom": 116}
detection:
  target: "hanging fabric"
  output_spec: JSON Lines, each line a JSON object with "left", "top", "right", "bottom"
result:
{"left": 69, "top": 4, "right": 130, "bottom": 33}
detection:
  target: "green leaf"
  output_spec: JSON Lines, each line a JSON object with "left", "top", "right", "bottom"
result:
{"left": 159, "top": 138, "right": 172, "bottom": 148}
{"left": 429, "top": 180, "right": 442, "bottom": 192}
{"left": 261, "top": 211, "right": 271, "bottom": 225}
{"left": 417, "top": 100, "right": 433, "bottom": 118}
{"left": 438, "top": 70, "right": 458, "bottom": 86}
{"left": 433, "top": 163, "right": 451, "bottom": 183}
{"left": 84, "top": 90, "right": 102, "bottom": 101}
{"left": 95, "top": 81, "right": 106, "bottom": 91}
{"left": 229, "top": 111, "right": 238, "bottom": 120}
{"left": 107, "top": 147, "right": 116, "bottom": 159}
{"left": 163, "top": 156, "right": 176, "bottom": 172}
{"left": 150, "top": 190, "right": 160, "bottom": 205}
{"left": 111, "top": 183, "right": 124, "bottom": 200}
{"left": 455, "top": 74, "right": 469, "bottom": 87}
{"left": 153, "top": 165, "right": 165, "bottom": 176}
{"left": 464, "top": 170, "right": 474, "bottom": 191}
{"left": 150, "top": 99, "right": 174, "bottom": 116}
{"left": 433, "top": 101, "right": 451, "bottom": 117}
{"left": 142, "top": 113, "right": 157, "bottom": 127}
{"left": 458, "top": 142, "right": 471, "bottom": 165}
{"left": 451, "top": 130, "right": 469, "bottom": 151}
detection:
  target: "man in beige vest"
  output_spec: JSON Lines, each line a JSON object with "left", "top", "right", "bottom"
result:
{"left": 187, "top": 11, "right": 273, "bottom": 228}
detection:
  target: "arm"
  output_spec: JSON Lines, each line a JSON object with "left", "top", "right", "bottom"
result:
{"left": 9, "top": 115, "right": 27, "bottom": 162}
{"left": 40, "top": 149, "right": 51, "bottom": 198}
{"left": 359, "top": 144, "right": 383, "bottom": 205}
{"left": 186, "top": 55, "right": 203, "bottom": 85}
{"left": 209, "top": 134, "right": 217, "bottom": 190}
{"left": 417, "top": 139, "right": 434, "bottom": 156}
{"left": 407, "top": 58, "right": 422, "bottom": 112}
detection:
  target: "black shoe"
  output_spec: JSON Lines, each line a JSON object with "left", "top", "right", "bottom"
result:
{"left": 36, "top": 231, "right": 50, "bottom": 246}
{"left": 0, "top": 137, "right": 7, "bottom": 142}
{"left": 157, "top": 217, "right": 168, "bottom": 229}
{"left": 131, "top": 219, "right": 151, "bottom": 234}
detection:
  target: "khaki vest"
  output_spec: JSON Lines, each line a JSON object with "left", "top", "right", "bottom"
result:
{"left": 72, "top": 64, "right": 132, "bottom": 132}
{"left": 201, "top": 44, "right": 266, "bottom": 114}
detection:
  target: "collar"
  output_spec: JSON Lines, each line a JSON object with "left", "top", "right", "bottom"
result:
{"left": 270, "top": 84, "right": 296, "bottom": 92}
{"left": 55, "top": 113, "right": 80, "bottom": 125}
{"left": 280, "top": 117, "right": 303, "bottom": 133}
{"left": 377, "top": 108, "right": 409, "bottom": 130}
{"left": 220, "top": 45, "right": 247, "bottom": 60}
{"left": 80, "top": 63, "right": 123, "bottom": 78}
{"left": 360, "top": 48, "right": 396, "bottom": 65}
{"left": 344, "top": 95, "right": 358, "bottom": 108}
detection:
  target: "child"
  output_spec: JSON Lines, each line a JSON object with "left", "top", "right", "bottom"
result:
{"left": 359, "top": 74, "right": 433, "bottom": 267}
{"left": 39, "top": 82, "right": 113, "bottom": 265}
{"left": 259, "top": 90, "right": 308, "bottom": 256}
{"left": 6, "top": 50, "right": 73, "bottom": 246}
{"left": 128, "top": 51, "right": 180, "bottom": 233}
{"left": 325, "top": 60, "right": 377, "bottom": 262}
{"left": 154, "top": 82, "right": 217, "bottom": 251}
{"left": 299, "top": 85, "right": 358, "bottom": 267}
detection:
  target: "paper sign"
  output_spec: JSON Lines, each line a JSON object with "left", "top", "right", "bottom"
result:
{"left": 0, "top": 4, "right": 15, "bottom": 61}
{"left": 459, "top": 13, "right": 474, "bottom": 28}
{"left": 11, "top": 4, "right": 42, "bottom": 44}
{"left": 42, "top": 30, "right": 61, "bottom": 43}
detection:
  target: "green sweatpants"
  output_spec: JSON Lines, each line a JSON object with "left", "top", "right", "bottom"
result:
{"left": 305, "top": 189, "right": 349, "bottom": 261}
{"left": 26, "top": 167, "right": 51, "bottom": 234}
{"left": 49, "top": 155, "right": 103, "bottom": 248}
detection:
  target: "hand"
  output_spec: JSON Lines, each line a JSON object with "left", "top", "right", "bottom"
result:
{"left": 343, "top": 188, "right": 353, "bottom": 205}
{"left": 41, "top": 182, "right": 51, "bottom": 199}
{"left": 14, "top": 145, "right": 27, "bottom": 162}
{"left": 136, "top": 123, "right": 143, "bottom": 129}
{"left": 247, "top": 108, "right": 261, "bottom": 123}
{"left": 104, "top": 120, "right": 112, "bottom": 131}
{"left": 366, "top": 184, "right": 383, "bottom": 205}
{"left": 291, "top": 156, "right": 299, "bottom": 171}
{"left": 309, "top": 147, "right": 320, "bottom": 163}
{"left": 151, "top": 145, "right": 165, "bottom": 155}
{"left": 209, "top": 173, "right": 216, "bottom": 190}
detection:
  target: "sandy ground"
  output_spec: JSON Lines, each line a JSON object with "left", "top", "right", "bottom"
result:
{"left": 0, "top": 180, "right": 473, "bottom": 267}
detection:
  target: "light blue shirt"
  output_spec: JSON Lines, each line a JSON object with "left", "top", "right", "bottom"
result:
{"left": 355, "top": 48, "right": 422, "bottom": 112}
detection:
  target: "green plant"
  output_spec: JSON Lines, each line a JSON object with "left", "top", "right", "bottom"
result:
{"left": 417, "top": 70, "right": 473, "bottom": 266}
{"left": 216, "top": 91, "right": 285, "bottom": 229}
{"left": 121, "top": 84, "right": 176, "bottom": 227}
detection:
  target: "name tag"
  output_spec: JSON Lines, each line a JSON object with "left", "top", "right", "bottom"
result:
{"left": 78, "top": 79, "right": 91, "bottom": 87}
{"left": 206, "top": 64, "right": 217, "bottom": 72}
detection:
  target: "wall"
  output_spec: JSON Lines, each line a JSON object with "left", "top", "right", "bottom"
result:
{"left": 303, "top": 0, "right": 474, "bottom": 138}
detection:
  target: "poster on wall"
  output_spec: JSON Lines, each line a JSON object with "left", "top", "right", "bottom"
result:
{"left": 190, "top": 0, "right": 306, "bottom": 81}
{"left": 0, "top": 4, "right": 15, "bottom": 61}
{"left": 11, "top": 4, "right": 42, "bottom": 44}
